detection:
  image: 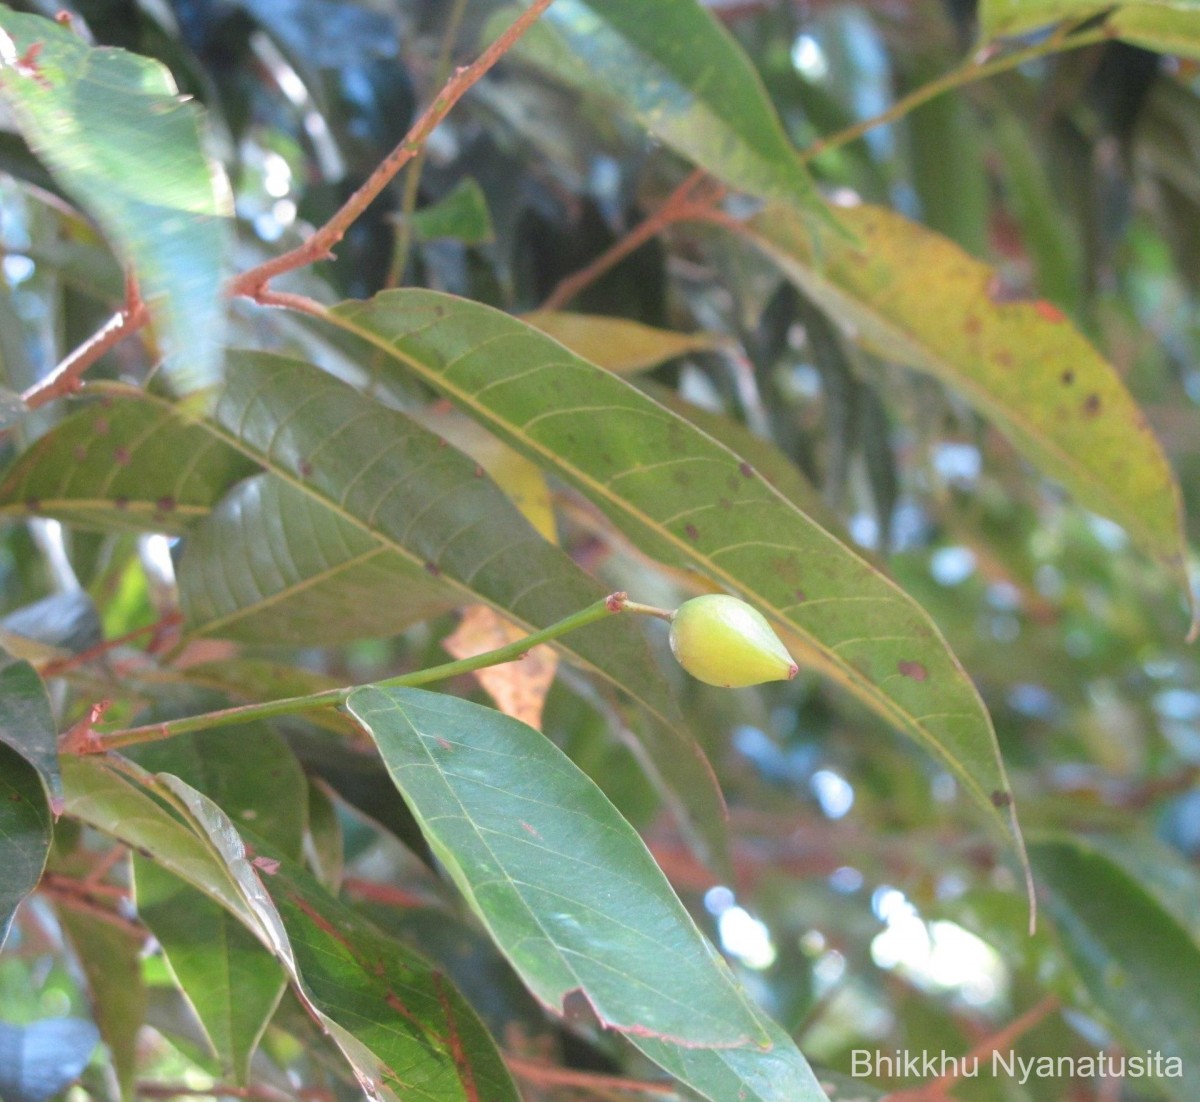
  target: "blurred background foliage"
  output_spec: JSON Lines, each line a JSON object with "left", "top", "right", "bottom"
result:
{"left": 2, "top": 1, "right": 1200, "bottom": 1100}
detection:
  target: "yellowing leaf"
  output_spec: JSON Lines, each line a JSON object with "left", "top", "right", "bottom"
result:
{"left": 443, "top": 605, "right": 558, "bottom": 730}
{"left": 745, "top": 202, "right": 1191, "bottom": 620}
{"left": 524, "top": 312, "right": 722, "bottom": 375}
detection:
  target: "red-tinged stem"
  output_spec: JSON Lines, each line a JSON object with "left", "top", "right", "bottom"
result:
{"left": 22, "top": 277, "right": 149, "bottom": 411}
{"left": 227, "top": 0, "right": 558, "bottom": 302}
{"left": 40, "top": 613, "right": 182, "bottom": 677}
{"left": 539, "top": 169, "right": 726, "bottom": 312}
{"left": 505, "top": 1055, "right": 676, "bottom": 1097}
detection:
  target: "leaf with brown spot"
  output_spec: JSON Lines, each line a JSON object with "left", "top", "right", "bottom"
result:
{"left": 745, "top": 202, "right": 1191, "bottom": 622}
{"left": 325, "top": 289, "right": 1033, "bottom": 913}
{"left": 443, "top": 605, "right": 558, "bottom": 730}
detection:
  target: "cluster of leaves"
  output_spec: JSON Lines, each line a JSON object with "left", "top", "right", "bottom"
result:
{"left": 1, "top": 2, "right": 1200, "bottom": 1102}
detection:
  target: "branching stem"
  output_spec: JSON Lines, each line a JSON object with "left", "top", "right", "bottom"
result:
{"left": 87, "top": 592, "right": 647, "bottom": 752}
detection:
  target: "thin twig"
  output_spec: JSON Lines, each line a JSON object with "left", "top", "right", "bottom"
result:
{"left": 800, "top": 26, "right": 1110, "bottom": 163}
{"left": 505, "top": 1055, "right": 676, "bottom": 1097}
{"left": 887, "top": 996, "right": 1061, "bottom": 1100}
{"left": 40, "top": 613, "right": 182, "bottom": 678}
{"left": 539, "top": 169, "right": 726, "bottom": 312}
{"left": 22, "top": 276, "right": 148, "bottom": 410}
{"left": 228, "top": 0, "right": 557, "bottom": 302}
{"left": 386, "top": 0, "right": 473, "bottom": 289}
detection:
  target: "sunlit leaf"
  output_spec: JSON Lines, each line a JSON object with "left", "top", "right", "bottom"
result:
{"left": 0, "top": 11, "right": 230, "bottom": 392}
{"left": 501, "top": 0, "right": 824, "bottom": 215}
{"left": 525, "top": 312, "right": 722, "bottom": 375}
{"left": 744, "top": 203, "right": 1191, "bottom": 610}
{"left": 347, "top": 686, "right": 830, "bottom": 1101}
{"left": 327, "top": 289, "right": 1027, "bottom": 873}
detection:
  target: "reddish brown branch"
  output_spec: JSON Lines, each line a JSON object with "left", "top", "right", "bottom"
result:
{"left": 22, "top": 281, "right": 148, "bottom": 411}
{"left": 505, "top": 1055, "right": 677, "bottom": 1097}
{"left": 888, "top": 996, "right": 1061, "bottom": 1100}
{"left": 41, "top": 613, "right": 182, "bottom": 678}
{"left": 227, "top": 0, "right": 557, "bottom": 303}
{"left": 539, "top": 170, "right": 732, "bottom": 312}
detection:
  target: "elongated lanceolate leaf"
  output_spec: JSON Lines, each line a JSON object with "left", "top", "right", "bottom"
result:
{"left": 504, "top": 0, "right": 823, "bottom": 215}
{"left": 347, "top": 686, "right": 828, "bottom": 1102}
{"left": 0, "top": 393, "right": 257, "bottom": 534}
{"left": 744, "top": 203, "right": 1191, "bottom": 611}
{"left": 196, "top": 350, "right": 725, "bottom": 864}
{"left": 0, "top": 10, "right": 230, "bottom": 392}
{"left": 129, "top": 726, "right": 303, "bottom": 1080}
{"left": 1031, "top": 836, "right": 1200, "bottom": 1102}
{"left": 0, "top": 744, "right": 50, "bottom": 949}
{"left": 179, "top": 474, "right": 457, "bottom": 644}
{"left": 162, "top": 775, "right": 520, "bottom": 1102}
{"left": 326, "top": 290, "right": 1028, "bottom": 870}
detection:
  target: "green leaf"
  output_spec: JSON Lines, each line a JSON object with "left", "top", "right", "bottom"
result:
{"left": 0, "top": 653, "right": 59, "bottom": 802}
{"left": 133, "top": 859, "right": 285, "bottom": 1084}
{"left": 1031, "top": 836, "right": 1200, "bottom": 1102}
{"left": 346, "top": 686, "right": 829, "bottom": 1102}
{"left": 178, "top": 474, "right": 457, "bottom": 644}
{"left": 524, "top": 312, "right": 722, "bottom": 375}
{"left": 0, "top": 743, "right": 51, "bottom": 949}
{"left": 501, "top": 0, "right": 823, "bottom": 215}
{"left": 326, "top": 290, "right": 1028, "bottom": 871}
{"left": 410, "top": 178, "right": 494, "bottom": 245}
{"left": 0, "top": 10, "right": 231, "bottom": 392}
{"left": 200, "top": 350, "right": 726, "bottom": 865}
{"left": 979, "top": 0, "right": 1200, "bottom": 49}
{"left": 127, "top": 721, "right": 308, "bottom": 860}
{"left": 0, "top": 391, "right": 258, "bottom": 534}
{"left": 127, "top": 722, "right": 301, "bottom": 1079}
{"left": 744, "top": 203, "right": 1191, "bottom": 607}
{"left": 978, "top": 1, "right": 1108, "bottom": 39}
{"left": 1109, "top": 5, "right": 1200, "bottom": 58}
{"left": 60, "top": 756, "right": 251, "bottom": 924}
{"left": 57, "top": 906, "right": 147, "bottom": 1100}
{"left": 161, "top": 775, "right": 521, "bottom": 1102}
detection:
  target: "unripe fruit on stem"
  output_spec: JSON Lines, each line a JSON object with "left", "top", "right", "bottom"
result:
{"left": 668, "top": 594, "right": 798, "bottom": 688}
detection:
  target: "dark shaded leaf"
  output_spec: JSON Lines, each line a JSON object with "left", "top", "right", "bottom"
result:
{"left": 0, "top": 744, "right": 51, "bottom": 949}
{"left": 1031, "top": 835, "right": 1200, "bottom": 1102}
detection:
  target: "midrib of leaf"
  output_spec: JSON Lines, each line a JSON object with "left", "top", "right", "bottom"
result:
{"left": 385, "top": 702, "right": 754, "bottom": 1043}
{"left": 187, "top": 540, "right": 393, "bottom": 638}
{"left": 116, "top": 371, "right": 696, "bottom": 772}
{"left": 327, "top": 304, "right": 1016, "bottom": 830}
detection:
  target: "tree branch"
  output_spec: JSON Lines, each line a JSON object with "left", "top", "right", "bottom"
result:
{"left": 227, "top": 0, "right": 558, "bottom": 302}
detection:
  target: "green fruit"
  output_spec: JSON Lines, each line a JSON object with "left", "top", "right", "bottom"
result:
{"left": 668, "top": 594, "right": 798, "bottom": 688}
